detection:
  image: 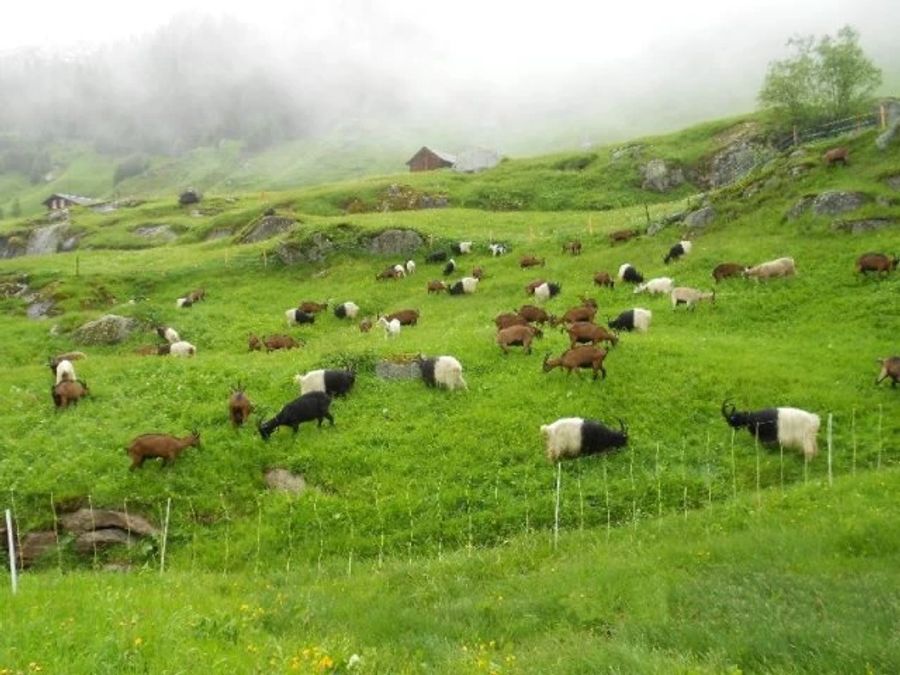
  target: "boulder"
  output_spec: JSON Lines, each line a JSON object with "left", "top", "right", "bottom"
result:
{"left": 74, "top": 529, "right": 136, "bottom": 554}
{"left": 376, "top": 359, "right": 422, "bottom": 380}
{"left": 134, "top": 225, "right": 177, "bottom": 242}
{"left": 886, "top": 175, "right": 900, "bottom": 191}
{"left": 0, "top": 235, "right": 27, "bottom": 259}
{"left": 831, "top": 218, "right": 898, "bottom": 234}
{"left": 178, "top": 188, "right": 201, "bottom": 205}
{"left": 640, "top": 159, "right": 684, "bottom": 192}
{"left": 26, "top": 300, "right": 56, "bottom": 320}
{"left": 275, "top": 232, "right": 335, "bottom": 265}
{"left": 811, "top": 191, "right": 868, "bottom": 216}
{"left": 363, "top": 229, "right": 423, "bottom": 256}
{"left": 684, "top": 206, "right": 716, "bottom": 229}
{"left": 787, "top": 195, "right": 816, "bottom": 220}
{"left": 264, "top": 468, "right": 307, "bottom": 495}
{"left": 60, "top": 508, "right": 158, "bottom": 536}
{"left": 707, "top": 141, "right": 774, "bottom": 188}
{"left": 26, "top": 223, "right": 69, "bottom": 256}
{"left": 239, "top": 216, "right": 297, "bottom": 244}
{"left": 72, "top": 315, "right": 139, "bottom": 345}
{"left": 18, "top": 532, "right": 59, "bottom": 568}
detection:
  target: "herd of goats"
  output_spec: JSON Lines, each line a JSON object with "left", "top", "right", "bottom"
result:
{"left": 43, "top": 237, "right": 898, "bottom": 470}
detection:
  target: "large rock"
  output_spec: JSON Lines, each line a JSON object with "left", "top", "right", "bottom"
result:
{"left": 787, "top": 195, "right": 816, "bottom": 220}
{"left": 376, "top": 358, "right": 422, "bottom": 380}
{"left": 74, "top": 529, "right": 136, "bottom": 554}
{"left": 60, "top": 509, "right": 158, "bottom": 536}
{"left": 134, "top": 225, "right": 177, "bottom": 242}
{"left": 707, "top": 141, "right": 774, "bottom": 188}
{"left": 18, "top": 532, "right": 59, "bottom": 567}
{"left": 275, "top": 232, "right": 335, "bottom": 265}
{"left": 363, "top": 229, "right": 423, "bottom": 256}
{"left": 811, "top": 191, "right": 868, "bottom": 216}
{"left": 239, "top": 216, "right": 297, "bottom": 243}
{"left": 26, "top": 223, "right": 69, "bottom": 256}
{"left": 640, "top": 159, "right": 684, "bottom": 192}
{"left": 0, "top": 234, "right": 27, "bottom": 259}
{"left": 264, "top": 468, "right": 307, "bottom": 494}
{"left": 684, "top": 206, "right": 716, "bottom": 229}
{"left": 72, "top": 315, "right": 139, "bottom": 345}
{"left": 831, "top": 218, "right": 898, "bottom": 234}
{"left": 886, "top": 175, "right": 900, "bottom": 191}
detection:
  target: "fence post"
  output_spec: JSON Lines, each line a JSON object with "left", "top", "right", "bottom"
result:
{"left": 5, "top": 509, "right": 17, "bottom": 595}
{"left": 160, "top": 497, "right": 171, "bottom": 575}
{"left": 827, "top": 413, "right": 833, "bottom": 487}
{"left": 880, "top": 104, "right": 886, "bottom": 130}
{"left": 553, "top": 462, "right": 562, "bottom": 550}
{"left": 792, "top": 125, "right": 799, "bottom": 146}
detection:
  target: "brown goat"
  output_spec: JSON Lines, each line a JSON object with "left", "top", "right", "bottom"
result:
{"left": 542, "top": 346, "right": 608, "bottom": 380}
{"left": 385, "top": 309, "right": 419, "bottom": 326}
{"left": 359, "top": 318, "right": 374, "bottom": 333}
{"left": 565, "top": 322, "right": 618, "bottom": 349}
{"left": 580, "top": 296, "right": 598, "bottom": 309}
{"left": 856, "top": 252, "right": 898, "bottom": 275}
{"left": 186, "top": 288, "right": 205, "bottom": 303}
{"left": 264, "top": 335, "right": 302, "bottom": 352}
{"left": 375, "top": 266, "right": 401, "bottom": 281}
{"left": 472, "top": 266, "right": 485, "bottom": 280}
{"left": 496, "top": 325, "right": 541, "bottom": 355}
{"left": 427, "top": 280, "right": 447, "bottom": 293}
{"left": 592, "top": 271, "right": 615, "bottom": 288}
{"left": 712, "top": 263, "right": 748, "bottom": 283}
{"left": 50, "top": 351, "right": 87, "bottom": 367}
{"left": 51, "top": 379, "right": 89, "bottom": 409}
{"left": 524, "top": 279, "right": 546, "bottom": 295}
{"left": 134, "top": 345, "right": 159, "bottom": 356}
{"left": 248, "top": 333, "right": 263, "bottom": 351}
{"left": 562, "top": 240, "right": 582, "bottom": 255}
{"left": 875, "top": 357, "right": 900, "bottom": 387}
{"left": 556, "top": 304, "right": 597, "bottom": 325}
{"left": 518, "top": 304, "right": 551, "bottom": 324}
{"left": 609, "top": 228, "right": 639, "bottom": 245}
{"left": 520, "top": 255, "right": 546, "bottom": 269}
{"left": 823, "top": 146, "right": 849, "bottom": 166}
{"left": 299, "top": 301, "right": 329, "bottom": 313}
{"left": 126, "top": 432, "right": 200, "bottom": 470}
{"left": 228, "top": 385, "right": 253, "bottom": 427}
{"left": 495, "top": 312, "right": 529, "bottom": 330}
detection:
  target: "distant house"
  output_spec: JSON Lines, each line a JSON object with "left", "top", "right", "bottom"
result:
{"left": 405, "top": 147, "right": 456, "bottom": 172}
{"left": 453, "top": 148, "right": 501, "bottom": 173}
{"left": 42, "top": 193, "right": 101, "bottom": 211}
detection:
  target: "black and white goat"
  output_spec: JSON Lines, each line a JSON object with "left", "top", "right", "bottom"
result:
{"left": 416, "top": 355, "right": 467, "bottom": 390}
{"left": 533, "top": 282, "right": 561, "bottom": 302}
{"left": 608, "top": 308, "right": 652, "bottom": 333}
{"left": 294, "top": 369, "right": 356, "bottom": 397}
{"left": 258, "top": 391, "right": 334, "bottom": 440}
{"left": 443, "top": 258, "right": 457, "bottom": 276}
{"left": 333, "top": 301, "right": 360, "bottom": 319}
{"left": 285, "top": 308, "right": 316, "bottom": 326}
{"left": 540, "top": 417, "right": 628, "bottom": 462}
{"left": 617, "top": 263, "right": 645, "bottom": 284}
{"left": 721, "top": 400, "right": 820, "bottom": 459}
{"left": 448, "top": 277, "right": 479, "bottom": 295}
{"left": 664, "top": 240, "right": 693, "bottom": 264}
{"left": 451, "top": 241, "right": 473, "bottom": 255}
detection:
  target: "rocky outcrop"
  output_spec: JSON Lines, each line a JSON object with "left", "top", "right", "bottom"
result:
{"left": 377, "top": 184, "right": 449, "bottom": 211}
{"left": 831, "top": 218, "right": 898, "bottom": 234}
{"left": 60, "top": 509, "right": 158, "bottom": 536}
{"left": 134, "top": 225, "right": 177, "bottom": 242}
{"left": 275, "top": 232, "right": 335, "bottom": 265}
{"left": 640, "top": 159, "right": 685, "bottom": 192}
{"left": 0, "top": 234, "right": 27, "bottom": 259}
{"left": 264, "top": 468, "right": 307, "bottom": 494}
{"left": 376, "top": 358, "right": 422, "bottom": 380}
{"left": 707, "top": 141, "right": 774, "bottom": 188}
{"left": 72, "top": 314, "right": 139, "bottom": 345}
{"left": 362, "top": 229, "right": 423, "bottom": 256}
{"left": 74, "top": 529, "right": 136, "bottom": 554}
{"left": 811, "top": 191, "right": 868, "bottom": 216}
{"left": 18, "top": 532, "right": 59, "bottom": 568}
{"left": 886, "top": 175, "right": 900, "bottom": 191}
{"left": 239, "top": 216, "right": 298, "bottom": 243}
{"left": 26, "top": 223, "right": 70, "bottom": 256}
{"left": 684, "top": 206, "right": 716, "bottom": 229}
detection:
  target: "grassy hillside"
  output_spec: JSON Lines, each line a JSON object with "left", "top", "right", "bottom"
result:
{"left": 0, "top": 117, "right": 897, "bottom": 670}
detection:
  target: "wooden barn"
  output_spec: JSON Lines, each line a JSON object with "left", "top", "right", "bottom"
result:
{"left": 405, "top": 147, "right": 456, "bottom": 172}
{"left": 42, "top": 193, "right": 100, "bottom": 211}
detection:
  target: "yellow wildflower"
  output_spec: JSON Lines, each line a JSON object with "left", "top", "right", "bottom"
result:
{"left": 133, "top": 637, "right": 143, "bottom": 648}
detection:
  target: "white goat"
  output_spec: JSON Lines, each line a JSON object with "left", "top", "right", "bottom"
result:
{"left": 376, "top": 316, "right": 401, "bottom": 338}
{"left": 670, "top": 287, "right": 715, "bottom": 309}
{"left": 169, "top": 341, "right": 197, "bottom": 357}
{"left": 634, "top": 277, "right": 675, "bottom": 295}
{"left": 744, "top": 257, "right": 796, "bottom": 280}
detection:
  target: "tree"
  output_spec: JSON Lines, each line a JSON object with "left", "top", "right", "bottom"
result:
{"left": 759, "top": 26, "right": 882, "bottom": 126}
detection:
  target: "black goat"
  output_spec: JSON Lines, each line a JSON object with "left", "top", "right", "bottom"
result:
{"left": 258, "top": 392, "right": 334, "bottom": 440}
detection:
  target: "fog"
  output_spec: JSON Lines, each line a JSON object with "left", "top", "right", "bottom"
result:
{"left": 1, "top": 0, "right": 897, "bottom": 160}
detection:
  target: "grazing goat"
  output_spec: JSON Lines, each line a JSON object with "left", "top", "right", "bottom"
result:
{"left": 448, "top": 277, "right": 479, "bottom": 295}
{"left": 426, "top": 250, "right": 448, "bottom": 263}
{"left": 563, "top": 240, "right": 582, "bottom": 255}
{"left": 875, "top": 357, "right": 900, "bottom": 387}
{"left": 359, "top": 318, "right": 373, "bottom": 333}
{"left": 157, "top": 344, "right": 171, "bottom": 355}
{"left": 385, "top": 309, "right": 419, "bottom": 325}
{"left": 608, "top": 308, "right": 652, "bottom": 333}
{"left": 228, "top": 385, "right": 253, "bottom": 427}
{"left": 248, "top": 333, "right": 263, "bottom": 351}
{"left": 417, "top": 355, "right": 467, "bottom": 390}
{"left": 634, "top": 277, "right": 675, "bottom": 295}
{"left": 823, "top": 146, "right": 849, "bottom": 166}
{"left": 186, "top": 288, "right": 205, "bottom": 303}
{"left": 156, "top": 326, "right": 181, "bottom": 344}
{"left": 618, "top": 263, "right": 644, "bottom": 284}
{"left": 333, "top": 301, "right": 360, "bottom": 319}
{"left": 489, "top": 243, "right": 508, "bottom": 257}
{"left": 376, "top": 265, "right": 402, "bottom": 281}
{"left": 542, "top": 346, "right": 608, "bottom": 380}
{"left": 593, "top": 271, "right": 615, "bottom": 288}
{"left": 176, "top": 297, "right": 193, "bottom": 308}
{"left": 295, "top": 369, "right": 356, "bottom": 397}
{"left": 520, "top": 255, "right": 545, "bottom": 269}
{"left": 263, "top": 335, "right": 302, "bottom": 352}
{"left": 541, "top": 418, "right": 628, "bottom": 463}
{"left": 51, "top": 351, "right": 86, "bottom": 366}
{"left": 721, "top": 400, "right": 820, "bottom": 459}
{"left": 524, "top": 278, "right": 547, "bottom": 295}
{"left": 663, "top": 240, "right": 692, "bottom": 264}
{"left": 405, "top": 259, "right": 417, "bottom": 275}
{"left": 127, "top": 431, "right": 200, "bottom": 470}
{"left": 518, "top": 304, "right": 551, "bottom": 324}
{"left": 856, "top": 252, "right": 898, "bottom": 275}
{"left": 443, "top": 259, "right": 457, "bottom": 276}
{"left": 50, "top": 358, "right": 77, "bottom": 385}
{"left": 472, "top": 266, "right": 485, "bottom": 280}
{"left": 556, "top": 303, "right": 596, "bottom": 325}
{"left": 299, "top": 301, "right": 329, "bottom": 314}
{"left": 393, "top": 263, "right": 407, "bottom": 278}
{"left": 169, "top": 341, "right": 197, "bottom": 357}
{"left": 744, "top": 257, "right": 795, "bottom": 280}
{"left": 258, "top": 392, "right": 334, "bottom": 440}
{"left": 495, "top": 312, "right": 529, "bottom": 330}
{"left": 712, "top": 263, "right": 747, "bottom": 283}
{"left": 51, "top": 379, "right": 89, "bottom": 409}
{"left": 377, "top": 316, "right": 401, "bottom": 338}
{"left": 496, "top": 325, "right": 541, "bottom": 355}
{"left": 609, "top": 228, "right": 638, "bottom": 245}
{"left": 427, "top": 280, "right": 448, "bottom": 293}
{"left": 533, "top": 282, "right": 561, "bottom": 302}
{"left": 451, "top": 241, "right": 473, "bottom": 255}
{"left": 285, "top": 308, "right": 316, "bottom": 326}
{"left": 670, "top": 287, "right": 715, "bottom": 310}
{"left": 565, "top": 321, "right": 618, "bottom": 349}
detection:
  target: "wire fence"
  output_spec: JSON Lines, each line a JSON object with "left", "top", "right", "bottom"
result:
{"left": 772, "top": 109, "right": 884, "bottom": 152}
{"left": 0, "top": 408, "right": 894, "bottom": 585}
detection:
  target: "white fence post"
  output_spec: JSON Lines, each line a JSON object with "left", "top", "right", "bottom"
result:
{"left": 5, "top": 509, "right": 17, "bottom": 595}
{"left": 553, "top": 462, "right": 562, "bottom": 550}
